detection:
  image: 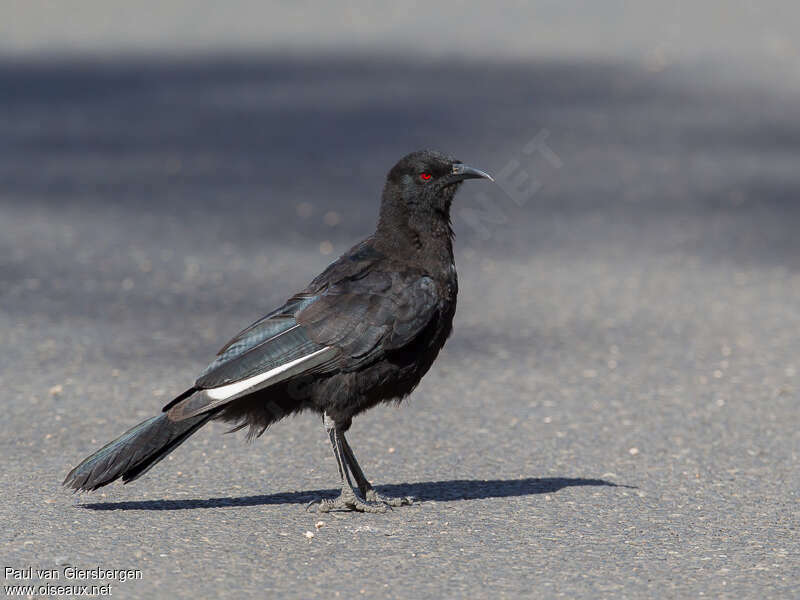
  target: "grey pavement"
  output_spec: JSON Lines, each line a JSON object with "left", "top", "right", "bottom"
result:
{"left": 1, "top": 4, "right": 800, "bottom": 599}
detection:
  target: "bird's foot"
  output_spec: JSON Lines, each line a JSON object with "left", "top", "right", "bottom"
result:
{"left": 309, "top": 488, "right": 388, "bottom": 514}
{"left": 363, "top": 488, "right": 414, "bottom": 507}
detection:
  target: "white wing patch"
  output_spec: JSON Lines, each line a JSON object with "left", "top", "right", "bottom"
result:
{"left": 205, "top": 347, "right": 333, "bottom": 401}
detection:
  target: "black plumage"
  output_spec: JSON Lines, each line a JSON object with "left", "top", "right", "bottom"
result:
{"left": 64, "top": 150, "right": 493, "bottom": 512}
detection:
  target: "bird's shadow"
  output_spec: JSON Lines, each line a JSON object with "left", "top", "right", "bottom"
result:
{"left": 77, "top": 477, "right": 629, "bottom": 511}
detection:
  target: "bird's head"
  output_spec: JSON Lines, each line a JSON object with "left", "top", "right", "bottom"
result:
{"left": 379, "top": 150, "right": 493, "bottom": 233}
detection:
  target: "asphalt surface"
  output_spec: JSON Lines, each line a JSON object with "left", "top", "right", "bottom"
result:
{"left": 1, "top": 47, "right": 799, "bottom": 600}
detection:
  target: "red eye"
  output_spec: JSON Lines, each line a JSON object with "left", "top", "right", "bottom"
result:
{"left": 420, "top": 172, "right": 432, "bottom": 181}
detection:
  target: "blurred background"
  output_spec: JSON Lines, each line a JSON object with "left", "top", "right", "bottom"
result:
{"left": 2, "top": 2, "right": 799, "bottom": 598}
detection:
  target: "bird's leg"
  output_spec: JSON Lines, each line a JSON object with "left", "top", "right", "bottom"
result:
{"left": 316, "top": 414, "right": 387, "bottom": 513}
{"left": 339, "top": 435, "right": 370, "bottom": 493}
{"left": 340, "top": 435, "right": 413, "bottom": 507}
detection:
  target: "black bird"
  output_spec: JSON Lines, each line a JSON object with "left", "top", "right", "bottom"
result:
{"left": 64, "top": 150, "right": 493, "bottom": 512}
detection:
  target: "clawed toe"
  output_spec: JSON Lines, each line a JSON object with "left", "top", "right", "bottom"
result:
{"left": 364, "top": 489, "right": 414, "bottom": 507}
{"left": 305, "top": 489, "right": 413, "bottom": 513}
{"left": 311, "top": 490, "right": 388, "bottom": 513}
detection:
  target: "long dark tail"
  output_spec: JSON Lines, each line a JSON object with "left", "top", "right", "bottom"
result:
{"left": 63, "top": 411, "right": 215, "bottom": 492}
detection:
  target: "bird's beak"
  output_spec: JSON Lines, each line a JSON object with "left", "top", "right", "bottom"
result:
{"left": 450, "top": 163, "right": 494, "bottom": 183}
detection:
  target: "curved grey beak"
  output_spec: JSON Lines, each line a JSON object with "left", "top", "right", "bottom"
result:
{"left": 451, "top": 163, "right": 494, "bottom": 183}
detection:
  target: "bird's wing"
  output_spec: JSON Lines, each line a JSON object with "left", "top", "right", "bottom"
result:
{"left": 188, "top": 241, "right": 385, "bottom": 388}
{"left": 165, "top": 246, "right": 439, "bottom": 422}
{"left": 164, "top": 294, "right": 340, "bottom": 421}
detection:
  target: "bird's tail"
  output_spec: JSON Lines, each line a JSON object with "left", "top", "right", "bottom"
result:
{"left": 63, "top": 411, "right": 216, "bottom": 492}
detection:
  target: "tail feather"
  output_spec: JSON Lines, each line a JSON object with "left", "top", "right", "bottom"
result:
{"left": 63, "top": 412, "right": 214, "bottom": 492}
